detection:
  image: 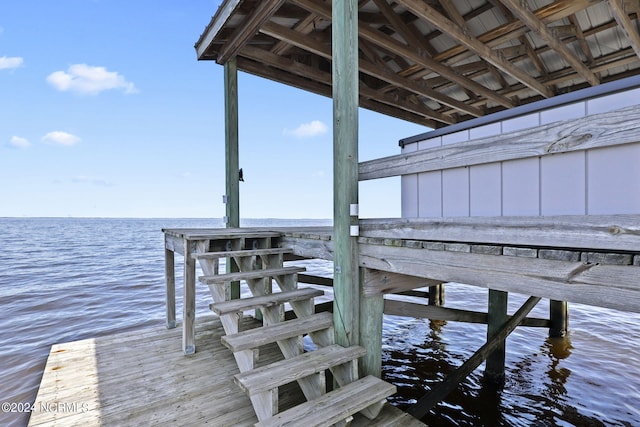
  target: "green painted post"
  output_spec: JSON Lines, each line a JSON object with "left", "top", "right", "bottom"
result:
{"left": 224, "top": 58, "right": 240, "bottom": 300}
{"left": 360, "top": 269, "right": 384, "bottom": 378}
{"left": 332, "top": 0, "right": 359, "bottom": 348}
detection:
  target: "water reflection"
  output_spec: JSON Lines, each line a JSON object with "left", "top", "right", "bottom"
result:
{"left": 382, "top": 316, "right": 617, "bottom": 427}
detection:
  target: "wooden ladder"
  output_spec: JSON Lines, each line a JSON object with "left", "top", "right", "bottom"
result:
{"left": 192, "top": 232, "right": 396, "bottom": 427}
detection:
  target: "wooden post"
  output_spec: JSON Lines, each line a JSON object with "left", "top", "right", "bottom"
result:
{"left": 183, "top": 239, "right": 196, "bottom": 355}
{"left": 549, "top": 300, "right": 569, "bottom": 337}
{"left": 485, "top": 289, "right": 508, "bottom": 384}
{"left": 165, "top": 243, "right": 176, "bottom": 329}
{"left": 359, "top": 269, "right": 383, "bottom": 378}
{"left": 224, "top": 58, "right": 241, "bottom": 300}
{"left": 332, "top": 0, "right": 359, "bottom": 348}
{"left": 429, "top": 283, "right": 445, "bottom": 306}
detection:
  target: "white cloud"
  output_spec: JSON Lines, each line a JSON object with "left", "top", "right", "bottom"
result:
{"left": 0, "top": 56, "right": 24, "bottom": 70}
{"left": 42, "top": 131, "right": 81, "bottom": 146}
{"left": 46, "top": 64, "right": 138, "bottom": 95}
{"left": 8, "top": 136, "right": 30, "bottom": 149}
{"left": 283, "top": 120, "right": 328, "bottom": 138}
{"left": 72, "top": 176, "right": 113, "bottom": 187}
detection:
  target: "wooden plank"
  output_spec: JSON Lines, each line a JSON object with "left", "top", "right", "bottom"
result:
{"left": 359, "top": 104, "right": 640, "bottom": 180}
{"left": 235, "top": 344, "right": 366, "bottom": 395}
{"left": 210, "top": 288, "right": 324, "bottom": 316}
{"left": 359, "top": 215, "right": 640, "bottom": 252}
{"left": 200, "top": 266, "right": 306, "bottom": 285}
{"left": 359, "top": 244, "right": 640, "bottom": 313}
{"left": 298, "top": 273, "right": 334, "bottom": 287}
{"left": 255, "top": 375, "right": 397, "bottom": 427}
{"left": 222, "top": 312, "right": 334, "bottom": 352}
{"left": 192, "top": 248, "right": 292, "bottom": 260}
{"left": 28, "top": 316, "right": 304, "bottom": 427}
{"left": 407, "top": 297, "right": 541, "bottom": 419}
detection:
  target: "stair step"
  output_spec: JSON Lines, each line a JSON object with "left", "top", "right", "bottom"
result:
{"left": 222, "top": 312, "right": 334, "bottom": 352}
{"left": 255, "top": 375, "right": 396, "bottom": 427}
{"left": 192, "top": 248, "right": 292, "bottom": 261}
{"left": 210, "top": 288, "right": 324, "bottom": 316}
{"left": 199, "top": 266, "right": 306, "bottom": 285}
{"left": 235, "top": 344, "right": 366, "bottom": 395}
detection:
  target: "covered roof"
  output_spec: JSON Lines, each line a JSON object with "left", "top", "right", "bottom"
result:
{"left": 195, "top": 0, "right": 640, "bottom": 129}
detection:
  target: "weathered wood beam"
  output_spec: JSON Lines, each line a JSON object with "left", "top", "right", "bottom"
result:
{"left": 236, "top": 56, "right": 332, "bottom": 98}
{"left": 407, "top": 296, "right": 541, "bottom": 418}
{"left": 359, "top": 104, "right": 640, "bottom": 180}
{"left": 359, "top": 215, "right": 640, "bottom": 253}
{"left": 499, "top": 0, "right": 600, "bottom": 86}
{"left": 609, "top": 0, "right": 640, "bottom": 60}
{"left": 290, "top": 0, "right": 515, "bottom": 109}
{"left": 358, "top": 243, "right": 640, "bottom": 313}
{"left": 358, "top": 97, "right": 440, "bottom": 127}
{"left": 270, "top": 13, "right": 319, "bottom": 56}
{"left": 216, "top": 0, "right": 285, "bottom": 64}
{"left": 397, "top": 0, "right": 554, "bottom": 98}
{"left": 568, "top": 14, "right": 595, "bottom": 65}
{"left": 371, "top": 0, "right": 431, "bottom": 52}
{"left": 383, "top": 298, "right": 550, "bottom": 327}
{"left": 363, "top": 269, "right": 443, "bottom": 297}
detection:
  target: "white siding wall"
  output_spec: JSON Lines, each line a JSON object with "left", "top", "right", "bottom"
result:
{"left": 402, "top": 88, "right": 640, "bottom": 218}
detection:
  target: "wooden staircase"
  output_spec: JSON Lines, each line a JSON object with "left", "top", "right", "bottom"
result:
{"left": 192, "top": 231, "right": 396, "bottom": 427}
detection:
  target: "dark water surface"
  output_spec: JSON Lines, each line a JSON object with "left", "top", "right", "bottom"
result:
{"left": 1, "top": 218, "right": 639, "bottom": 426}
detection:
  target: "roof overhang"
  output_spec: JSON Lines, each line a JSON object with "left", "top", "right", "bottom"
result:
{"left": 195, "top": 0, "right": 640, "bottom": 129}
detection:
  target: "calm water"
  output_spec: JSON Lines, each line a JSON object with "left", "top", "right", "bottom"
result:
{"left": 1, "top": 218, "right": 639, "bottom": 426}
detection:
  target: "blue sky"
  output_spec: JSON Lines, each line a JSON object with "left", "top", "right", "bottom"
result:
{"left": 0, "top": 0, "right": 427, "bottom": 219}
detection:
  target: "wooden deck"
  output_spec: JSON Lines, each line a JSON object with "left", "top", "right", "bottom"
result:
{"left": 29, "top": 315, "right": 425, "bottom": 427}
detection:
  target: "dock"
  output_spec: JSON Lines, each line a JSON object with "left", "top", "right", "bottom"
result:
{"left": 29, "top": 314, "right": 424, "bottom": 427}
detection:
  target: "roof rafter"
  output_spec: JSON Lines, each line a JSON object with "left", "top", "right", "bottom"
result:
{"left": 434, "top": 0, "right": 601, "bottom": 66}
{"left": 290, "top": 0, "right": 515, "bottom": 109}
{"left": 260, "top": 21, "right": 478, "bottom": 121}
{"left": 609, "top": 0, "right": 640, "bottom": 60}
{"left": 499, "top": 0, "right": 600, "bottom": 86}
{"left": 396, "top": 0, "right": 554, "bottom": 98}
{"left": 239, "top": 46, "right": 443, "bottom": 126}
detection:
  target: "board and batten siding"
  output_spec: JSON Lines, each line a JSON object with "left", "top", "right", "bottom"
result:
{"left": 401, "top": 87, "right": 640, "bottom": 218}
